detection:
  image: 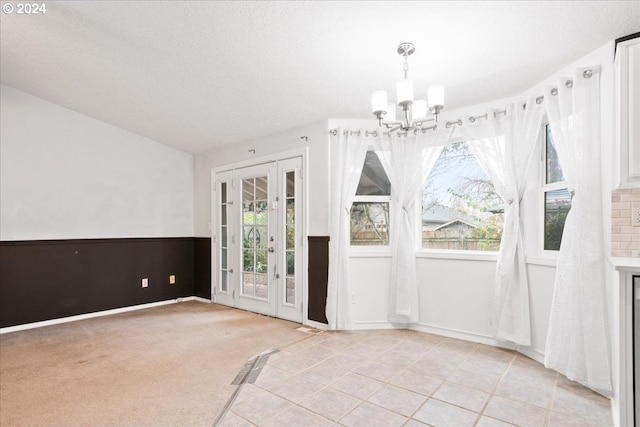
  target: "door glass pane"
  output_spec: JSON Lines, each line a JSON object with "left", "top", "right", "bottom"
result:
{"left": 255, "top": 177, "right": 268, "bottom": 200}
{"left": 243, "top": 272, "right": 255, "bottom": 297}
{"left": 243, "top": 202, "right": 255, "bottom": 222}
{"left": 286, "top": 252, "right": 294, "bottom": 275}
{"left": 255, "top": 201, "right": 268, "bottom": 224}
{"left": 243, "top": 226, "right": 255, "bottom": 247}
{"left": 256, "top": 250, "right": 268, "bottom": 274}
{"left": 243, "top": 179, "right": 254, "bottom": 202}
{"left": 255, "top": 273, "right": 268, "bottom": 300}
{"left": 286, "top": 225, "right": 295, "bottom": 249}
{"left": 243, "top": 250, "right": 253, "bottom": 272}
{"left": 220, "top": 181, "right": 229, "bottom": 294}
{"left": 241, "top": 175, "right": 269, "bottom": 300}
{"left": 221, "top": 271, "right": 228, "bottom": 292}
{"left": 255, "top": 227, "right": 267, "bottom": 249}
{"left": 286, "top": 199, "right": 295, "bottom": 223}
{"left": 286, "top": 278, "right": 295, "bottom": 305}
{"left": 286, "top": 172, "right": 295, "bottom": 198}
{"left": 284, "top": 170, "right": 296, "bottom": 306}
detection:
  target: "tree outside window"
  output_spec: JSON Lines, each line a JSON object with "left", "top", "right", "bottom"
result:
{"left": 422, "top": 141, "right": 503, "bottom": 251}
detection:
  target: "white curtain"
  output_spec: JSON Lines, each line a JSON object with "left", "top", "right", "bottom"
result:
{"left": 375, "top": 129, "right": 452, "bottom": 323}
{"left": 325, "top": 129, "right": 370, "bottom": 330}
{"left": 460, "top": 98, "right": 544, "bottom": 346}
{"left": 544, "top": 67, "right": 612, "bottom": 396}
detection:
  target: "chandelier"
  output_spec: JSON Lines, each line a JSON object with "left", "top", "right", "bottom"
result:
{"left": 371, "top": 42, "right": 445, "bottom": 133}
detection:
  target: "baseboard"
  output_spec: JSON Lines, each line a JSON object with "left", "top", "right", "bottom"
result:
{"left": 410, "top": 323, "right": 508, "bottom": 347}
{"left": 351, "top": 321, "right": 396, "bottom": 330}
{"left": 515, "top": 345, "right": 545, "bottom": 365}
{"left": 187, "top": 296, "right": 212, "bottom": 304}
{"left": 0, "top": 297, "right": 207, "bottom": 334}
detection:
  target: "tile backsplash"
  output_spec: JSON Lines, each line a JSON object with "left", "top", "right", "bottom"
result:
{"left": 611, "top": 188, "right": 640, "bottom": 258}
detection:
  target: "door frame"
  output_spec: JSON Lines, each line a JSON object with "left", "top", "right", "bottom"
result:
{"left": 210, "top": 148, "right": 310, "bottom": 324}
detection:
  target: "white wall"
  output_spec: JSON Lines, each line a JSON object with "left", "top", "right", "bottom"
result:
{"left": 193, "top": 119, "right": 330, "bottom": 237}
{"left": 0, "top": 84, "right": 194, "bottom": 240}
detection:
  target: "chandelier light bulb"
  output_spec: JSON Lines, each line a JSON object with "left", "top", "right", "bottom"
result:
{"left": 413, "top": 99, "right": 427, "bottom": 121}
{"left": 428, "top": 84, "right": 445, "bottom": 109}
{"left": 371, "top": 90, "right": 388, "bottom": 114}
{"left": 397, "top": 79, "right": 414, "bottom": 106}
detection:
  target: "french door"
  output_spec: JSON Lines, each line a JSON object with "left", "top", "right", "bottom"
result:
{"left": 213, "top": 157, "right": 303, "bottom": 323}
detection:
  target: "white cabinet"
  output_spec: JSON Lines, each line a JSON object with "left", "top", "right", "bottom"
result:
{"left": 616, "top": 36, "right": 640, "bottom": 187}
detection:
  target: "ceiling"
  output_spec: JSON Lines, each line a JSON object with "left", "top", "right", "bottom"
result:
{"left": 1, "top": 1, "right": 638, "bottom": 154}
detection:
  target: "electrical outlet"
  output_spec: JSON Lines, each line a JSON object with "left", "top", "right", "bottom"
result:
{"left": 169, "top": 274, "right": 176, "bottom": 285}
{"left": 142, "top": 278, "right": 149, "bottom": 288}
{"left": 633, "top": 207, "right": 640, "bottom": 227}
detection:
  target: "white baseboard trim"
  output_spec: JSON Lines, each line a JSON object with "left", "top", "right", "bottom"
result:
{"left": 515, "top": 345, "right": 545, "bottom": 365}
{"left": 410, "top": 323, "right": 506, "bottom": 347}
{"left": 0, "top": 297, "right": 210, "bottom": 334}
{"left": 351, "top": 321, "right": 395, "bottom": 330}
{"left": 188, "top": 296, "right": 212, "bottom": 304}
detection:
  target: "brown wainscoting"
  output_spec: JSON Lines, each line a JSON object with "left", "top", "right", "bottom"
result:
{"left": 0, "top": 238, "right": 195, "bottom": 328}
{"left": 308, "top": 236, "right": 329, "bottom": 324}
{"left": 194, "top": 237, "right": 212, "bottom": 299}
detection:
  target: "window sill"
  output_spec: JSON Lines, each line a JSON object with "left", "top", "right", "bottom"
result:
{"left": 416, "top": 250, "right": 498, "bottom": 262}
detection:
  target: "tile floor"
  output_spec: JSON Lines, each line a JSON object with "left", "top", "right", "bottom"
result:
{"left": 218, "top": 329, "right": 612, "bottom": 427}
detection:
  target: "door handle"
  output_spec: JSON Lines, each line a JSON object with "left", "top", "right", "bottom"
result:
{"left": 268, "top": 247, "right": 275, "bottom": 253}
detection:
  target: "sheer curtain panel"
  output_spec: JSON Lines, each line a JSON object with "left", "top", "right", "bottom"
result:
{"left": 460, "top": 99, "right": 543, "bottom": 346}
{"left": 326, "top": 130, "right": 369, "bottom": 330}
{"left": 375, "top": 129, "right": 451, "bottom": 323}
{"left": 544, "top": 67, "right": 612, "bottom": 396}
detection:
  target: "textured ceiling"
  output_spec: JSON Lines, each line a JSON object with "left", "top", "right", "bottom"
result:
{"left": 1, "top": 1, "right": 638, "bottom": 153}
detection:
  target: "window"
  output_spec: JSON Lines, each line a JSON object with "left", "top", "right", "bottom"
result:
{"left": 422, "top": 141, "right": 503, "bottom": 251}
{"left": 542, "top": 124, "right": 571, "bottom": 251}
{"left": 350, "top": 151, "right": 390, "bottom": 246}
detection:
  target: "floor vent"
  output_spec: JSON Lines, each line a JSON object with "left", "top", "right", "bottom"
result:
{"left": 214, "top": 349, "right": 279, "bottom": 426}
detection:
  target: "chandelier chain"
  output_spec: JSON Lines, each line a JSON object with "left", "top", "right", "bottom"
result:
{"left": 403, "top": 55, "right": 409, "bottom": 79}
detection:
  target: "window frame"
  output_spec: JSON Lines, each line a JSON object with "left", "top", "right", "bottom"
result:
{"left": 539, "top": 122, "right": 570, "bottom": 255}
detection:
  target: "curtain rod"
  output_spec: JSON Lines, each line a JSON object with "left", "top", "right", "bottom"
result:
{"left": 329, "top": 69, "right": 594, "bottom": 135}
